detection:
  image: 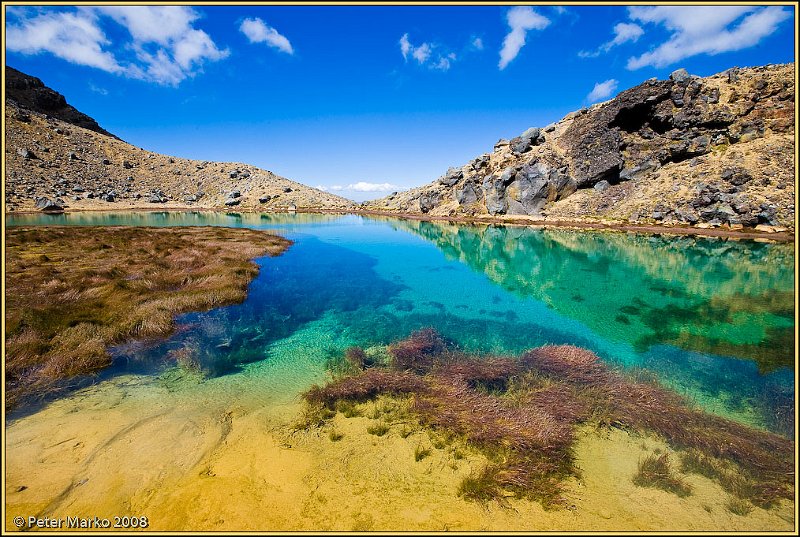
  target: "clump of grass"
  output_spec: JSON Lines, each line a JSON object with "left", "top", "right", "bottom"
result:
{"left": 5, "top": 226, "right": 291, "bottom": 408}
{"left": 633, "top": 453, "right": 692, "bottom": 498}
{"left": 328, "top": 429, "right": 344, "bottom": 442}
{"left": 366, "top": 422, "right": 390, "bottom": 437}
{"left": 457, "top": 466, "right": 505, "bottom": 503}
{"left": 304, "top": 369, "right": 428, "bottom": 409}
{"left": 335, "top": 400, "right": 363, "bottom": 418}
{"left": 344, "top": 347, "right": 370, "bottom": 370}
{"left": 388, "top": 327, "right": 447, "bottom": 373}
{"left": 414, "top": 445, "right": 432, "bottom": 462}
{"left": 726, "top": 497, "right": 754, "bottom": 516}
{"left": 293, "top": 403, "right": 335, "bottom": 431}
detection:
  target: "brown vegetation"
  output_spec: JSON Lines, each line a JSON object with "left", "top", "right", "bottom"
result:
{"left": 302, "top": 329, "right": 794, "bottom": 510}
{"left": 5, "top": 225, "right": 290, "bottom": 407}
{"left": 633, "top": 453, "right": 692, "bottom": 497}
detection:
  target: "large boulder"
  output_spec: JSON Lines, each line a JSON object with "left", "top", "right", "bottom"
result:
{"left": 34, "top": 196, "right": 64, "bottom": 212}
{"left": 455, "top": 183, "right": 481, "bottom": 205}
{"left": 438, "top": 167, "right": 463, "bottom": 186}
{"left": 482, "top": 175, "right": 507, "bottom": 215}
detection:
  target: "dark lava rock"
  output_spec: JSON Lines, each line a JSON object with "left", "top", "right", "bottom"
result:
{"left": 670, "top": 68, "right": 691, "bottom": 83}
{"left": 34, "top": 196, "right": 64, "bottom": 212}
{"left": 439, "top": 167, "right": 463, "bottom": 186}
{"left": 456, "top": 183, "right": 480, "bottom": 205}
{"left": 594, "top": 180, "right": 610, "bottom": 192}
{"left": 419, "top": 193, "right": 439, "bottom": 213}
{"left": 5, "top": 66, "right": 120, "bottom": 139}
{"left": 17, "top": 148, "right": 35, "bottom": 159}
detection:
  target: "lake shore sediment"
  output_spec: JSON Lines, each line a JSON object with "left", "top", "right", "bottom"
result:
{"left": 5, "top": 206, "right": 794, "bottom": 242}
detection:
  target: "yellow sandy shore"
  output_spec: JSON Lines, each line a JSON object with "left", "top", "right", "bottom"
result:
{"left": 4, "top": 368, "right": 794, "bottom": 532}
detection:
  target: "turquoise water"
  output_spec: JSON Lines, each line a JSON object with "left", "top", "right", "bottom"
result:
{"left": 7, "top": 212, "right": 795, "bottom": 435}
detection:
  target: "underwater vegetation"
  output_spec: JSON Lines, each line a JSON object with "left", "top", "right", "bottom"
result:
{"left": 633, "top": 453, "right": 692, "bottom": 497}
{"left": 303, "top": 329, "right": 794, "bottom": 510}
{"left": 4, "top": 226, "right": 290, "bottom": 408}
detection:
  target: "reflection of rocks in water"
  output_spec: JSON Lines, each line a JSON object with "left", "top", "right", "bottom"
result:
{"left": 633, "top": 290, "right": 794, "bottom": 372}
{"left": 385, "top": 218, "right": 794, "bottom": 372}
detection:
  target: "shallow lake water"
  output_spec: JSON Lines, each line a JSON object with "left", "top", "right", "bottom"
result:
{"left": 5, "top": 211, "right": 796, "bottom": 531}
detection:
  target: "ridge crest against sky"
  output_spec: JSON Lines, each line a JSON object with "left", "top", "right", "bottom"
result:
{"left": 5, "top": 4, "right": 794, "bottom": 201}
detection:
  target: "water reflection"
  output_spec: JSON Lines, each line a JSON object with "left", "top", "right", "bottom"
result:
{"left": 385, "top": 219, "right": 794, "bottom": 373}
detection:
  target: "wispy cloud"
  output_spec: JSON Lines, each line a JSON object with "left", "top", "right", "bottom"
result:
{"left": 399, "top": 33, "right": 456, "bottom": 71}
{"left": 6, "top": 6, "right": 228, "bottom": 86}
{"left": 347, "top": 182, "right": 400, "bottom": 192}
{"left": 626, "top": 6, "right": 790, "bottom": 69}
{"left": 470, "top": 36, "right": 484, "bottom": 51}
{"left": 88, "top": 82, "right": 108, "bottom": 95}
{"left": 239, "top": 17, "right": 294, "bottom": 54}
{"left": 7, "top": 10, "right": 125, "bottom": 74}
{"left": 329, "top": 182, "right": 400, "bottom": 193}
{"left": 498, "top": 6, "right": 550, "bottom": 70}
{"left": 587, "top": 79, "right": 619, "bottom": 103}
{"left": 579, "top": 22, "right": 643, "bottom": 58}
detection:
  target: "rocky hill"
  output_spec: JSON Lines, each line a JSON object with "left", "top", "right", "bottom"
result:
{"left": 5, "top": 67, "right": 356, "bottom": 213}
{"left": 365, "top": 64, "right": 795, "bottom": 230}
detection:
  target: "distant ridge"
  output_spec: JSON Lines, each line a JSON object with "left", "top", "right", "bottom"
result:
{"left": 4, "top": 66, "right": 357, "bottom": 213}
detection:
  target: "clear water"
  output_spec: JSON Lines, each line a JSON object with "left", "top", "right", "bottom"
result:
{"left": 7, "top": 211, "right": 795, "bottom": 435}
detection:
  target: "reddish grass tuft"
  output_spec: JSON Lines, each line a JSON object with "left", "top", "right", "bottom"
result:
{"left": 388, "top": 327, "right": 448, "bottom": 373}
{"left": 304, "top": 369, "right": 428, "bottom": 409}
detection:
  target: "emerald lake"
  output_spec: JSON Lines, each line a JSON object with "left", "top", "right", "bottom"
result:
{"left": 6, "top": 212, "right": 795, "bottom": 435}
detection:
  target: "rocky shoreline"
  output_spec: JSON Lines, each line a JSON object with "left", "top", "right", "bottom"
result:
{"left": 7, "top": 205, "right": 794, "bottom": 243}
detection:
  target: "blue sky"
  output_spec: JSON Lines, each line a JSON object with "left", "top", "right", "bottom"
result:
{"left": 5, "top": 4, "right": 795, "bottom": 201}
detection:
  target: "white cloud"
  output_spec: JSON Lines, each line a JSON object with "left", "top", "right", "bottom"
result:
{"left": 345, "top": 182, "right": 400, "bottom": 192}
{"left": 579, "top": 22, "right": 644, "bottom": 58}
{"left": 89, "top": 83, "right": 109, "bottom": 95}
{"left": 330, "top": 185, "right": 344, "bottom": 191}
{"left": 626, "top": 6, "right": 790, "bottom": 69}
{"left": 609, "top": 22, "right": 645, "bottom": 48}
{"left": 587, "top": 79, "right": 618, "bottom": 103}
{"left": 412, "top": 42, "right": 432, "bottom": 64}
{"left": 471, "top": 36, "right": 484, "bottom": 50}
{"left": 239, "top": 17, "right": 293, "bottom": 54}
{"left": 398, "top": 33, "right": 455, "bottom": 71}
{"left": 6, "top": 6, "right": 228, "bottom": 86}
{"left": 399, "top": 33, "right": 412, "bottom": 60}
{"left": 498, "top": 6, "right": 550, "bottom": 70}
{"left": 6, "top": 11, "right": 125, "bottom": 74}
{"left": 315, "top": 185, "right": 329, "bottom": 192}
{"left": 97, "top": 6, "right": 197, "bottom": 45}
